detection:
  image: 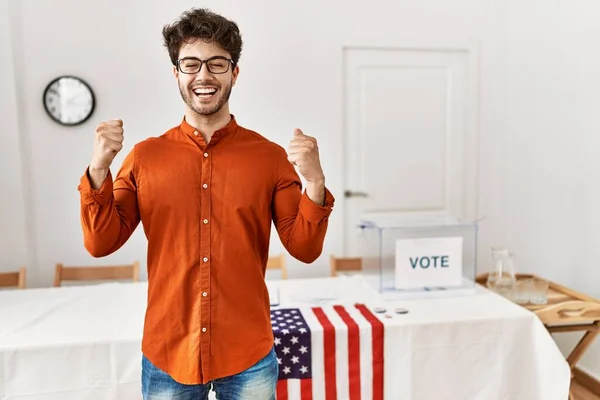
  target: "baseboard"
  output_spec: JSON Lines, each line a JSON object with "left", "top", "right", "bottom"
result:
{"left": 574, "top": 366, "right": 600, "bottom": 395}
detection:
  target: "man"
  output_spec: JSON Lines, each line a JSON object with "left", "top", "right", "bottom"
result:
{"left": 78, "top": 7, "right": 334, "bottom": 400}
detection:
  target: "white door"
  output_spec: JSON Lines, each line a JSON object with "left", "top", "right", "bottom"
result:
{"left": 343, "top": 46, "right": 479, "bottom": 256}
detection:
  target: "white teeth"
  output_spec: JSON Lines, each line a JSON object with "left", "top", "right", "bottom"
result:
{"left": 194, "top": 88, "right": 217, "bottom": 95}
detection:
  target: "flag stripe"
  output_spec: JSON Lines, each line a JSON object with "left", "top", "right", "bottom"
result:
{"left": 288, "top": 379, "right": 301, "bottom": 400}
{"left": 345, "top": 305, "right": 373, "bottom": 400}
{"left": 300, "top": 307, "right": 325, "bottom": 400}
{"left": 312, "top": 307, "right": 337, "bottom": 400}
{"left": 301, "top": 378, "right": 313, "bottom": 400}
{"left": 322, "top": 307, "right": 349, "bottom": 400}
{"left": 334, "top": 305, "right": 362, "bottom": 400}
{"left": 277, "top": 379, "right": 289, "bottom": 400}
{"left": 355, "top": 304, "right": 384, "bottom": 400}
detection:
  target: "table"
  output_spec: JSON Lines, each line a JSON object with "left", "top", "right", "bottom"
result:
{"left": 0, "top": 276, "right": 570, "bottom": 399}
{"left": 477, "top": 273, "right": 600, "bottom": 400}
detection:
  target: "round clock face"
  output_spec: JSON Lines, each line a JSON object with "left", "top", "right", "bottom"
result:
{"left": 43, "top": 76, "right": 95, "bottom": 126}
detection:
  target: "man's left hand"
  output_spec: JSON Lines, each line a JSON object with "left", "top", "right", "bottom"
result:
{"left": 287, "top": 128, "right": 325, "bottom": 184}
{"left": 287, "top": 128, "right": 326, "bottom": 206}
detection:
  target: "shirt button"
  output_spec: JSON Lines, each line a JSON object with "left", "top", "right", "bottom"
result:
{"left": 203, "top": 219, "right": 209, "bottom": 224}
{"left": 193, "top": 130, "right": 199, "bottom": 136}
{"left": 204, "top": 152, "right": 208, "bottom": 157}
{"left": 202, "top": 327, "right": 207, "bottom": 333}
{"left": 202, "top": 292, "right": 208, "bottom": 297}
{"left": 203, "top": 257, "right": 209, "bottom": 262}
{"left": 203, "top": 184, "right": 208, "bottom": 189}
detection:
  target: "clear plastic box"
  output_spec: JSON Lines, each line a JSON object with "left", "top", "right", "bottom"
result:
{"left": 356, "top": 214, "right": 478, "bottom": 300}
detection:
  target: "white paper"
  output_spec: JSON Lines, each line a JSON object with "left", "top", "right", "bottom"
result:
{"left": 395, "top": 236, "right": 463, "bottom": 289}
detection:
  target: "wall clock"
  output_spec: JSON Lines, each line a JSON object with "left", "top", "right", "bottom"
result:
{"left": 43, "top": 75, "right": 95, "bottom": 126}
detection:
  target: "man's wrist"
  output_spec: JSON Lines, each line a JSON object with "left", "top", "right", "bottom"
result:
{"left": 305, "top": 179, "right": 326, "bottom": 206}
{"left": 88, "top": 166, "right": 109, "bottom": 190}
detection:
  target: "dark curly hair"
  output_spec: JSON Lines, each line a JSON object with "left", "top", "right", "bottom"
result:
{"left": 162, "top": 8, "right": 243, "bottom": 66}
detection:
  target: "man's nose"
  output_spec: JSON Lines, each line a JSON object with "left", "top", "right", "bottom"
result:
{"left": 197, "top": 62, "right": 213, "bottom": 80}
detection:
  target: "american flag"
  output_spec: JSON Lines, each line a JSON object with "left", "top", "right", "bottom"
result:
{"left": 271, "top": 304, "right": 384, "bottom": 400}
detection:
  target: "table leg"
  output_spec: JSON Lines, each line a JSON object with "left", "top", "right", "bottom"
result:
{"left": 548, "top": 322, "right": 600, "bottom": 400}
{"left": 566, "top": 328, "right": 600, "bottom": 369}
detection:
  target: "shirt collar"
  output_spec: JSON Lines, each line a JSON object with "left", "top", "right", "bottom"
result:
{"left": 180, "top": 114, "right": 239, "bottom": 143}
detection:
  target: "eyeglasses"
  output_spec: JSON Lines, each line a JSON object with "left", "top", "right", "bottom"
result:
{"left": 177, "top": 56, "right": 235, "bottom": 75}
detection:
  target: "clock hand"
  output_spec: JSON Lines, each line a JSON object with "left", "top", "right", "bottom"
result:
{"left": 67, "top": 94, "right": 88, "bottom": 105}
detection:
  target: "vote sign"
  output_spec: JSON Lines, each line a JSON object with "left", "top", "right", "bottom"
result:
{"left": 395, "top": 236, "right": 463, "bottom": 289}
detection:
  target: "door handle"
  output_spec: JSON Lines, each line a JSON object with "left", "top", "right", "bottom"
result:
{"left": 344, "top": 190, "right": 368, "bottom": 198}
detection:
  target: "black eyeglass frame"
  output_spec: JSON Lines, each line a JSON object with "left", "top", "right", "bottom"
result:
{"left": 176, "top": 56, "right": 236, "bottom": 74}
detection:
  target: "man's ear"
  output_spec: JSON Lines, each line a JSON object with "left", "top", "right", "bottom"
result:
{"left": 231, "top": 65, "right": 240, "bottom": 87}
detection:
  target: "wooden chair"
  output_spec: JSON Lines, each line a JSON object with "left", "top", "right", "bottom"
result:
{"left": 267, "top": 254, "right": 287, "bottom": 279}
{"left": 53, "top": 261, "right": 140, "bottom": 287}
{"left": 0, "top": 267, "right": 26, "bottom": 289}
{"left": 330, "top": 255, "right": 362, "bottom": 276}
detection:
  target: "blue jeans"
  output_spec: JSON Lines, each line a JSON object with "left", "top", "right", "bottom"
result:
{"left": 141, "top": 348, "right": 278, "bottom": 400}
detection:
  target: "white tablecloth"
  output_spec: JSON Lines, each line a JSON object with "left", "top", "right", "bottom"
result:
{"left": 0, "top": 276, "right": 570, "bottom": 400}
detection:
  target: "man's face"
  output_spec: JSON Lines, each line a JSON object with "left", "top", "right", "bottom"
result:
{"left": 174, "top": 40, "right": 239, "bottom": 116}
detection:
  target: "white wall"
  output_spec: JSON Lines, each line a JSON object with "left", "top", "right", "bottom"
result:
{"left": 0, "top": 0, "right": 29, "bottom": 273}
{"left": 477, "top": 0, "right": 600, "bottom": 378}
{"left": 4, "top": 0, "right": 600, "bottom": 378}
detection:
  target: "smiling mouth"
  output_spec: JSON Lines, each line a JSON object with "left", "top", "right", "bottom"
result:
{"left": 193, "top": 88, "right": 218, "bottom": 98}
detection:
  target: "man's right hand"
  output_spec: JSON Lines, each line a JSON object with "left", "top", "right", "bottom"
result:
{"left": 89, "top": 119, "right": 124, "bottom": 189}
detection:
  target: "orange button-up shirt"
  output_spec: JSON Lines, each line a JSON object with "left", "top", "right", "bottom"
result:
{"left": 78, "top": 116, "right": 334, "bottom": 384}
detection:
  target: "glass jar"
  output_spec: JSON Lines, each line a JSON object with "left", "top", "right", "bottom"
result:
{"left": 486, "top": 247, "right": 516, "bottom": 298}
